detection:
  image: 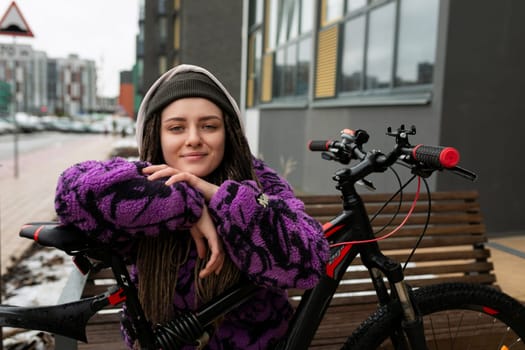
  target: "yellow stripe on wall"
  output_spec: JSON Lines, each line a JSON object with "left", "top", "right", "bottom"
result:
{"left": 315, "top": 25, "right": 339, "bottom": 98}
{"left": 261, "top": 53, "right": 273, "bottom": 102}
{"left": 247, "top": 78, "right": 254, "bottom": 108}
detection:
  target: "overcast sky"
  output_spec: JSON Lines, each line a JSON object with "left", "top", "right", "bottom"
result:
{"left": 0, "top": 0, "right": 139, "bottom": 97}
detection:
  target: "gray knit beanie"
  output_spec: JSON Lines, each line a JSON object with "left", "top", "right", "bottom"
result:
{"left": 146, "top": 71, "right": 236, "bottom": 121}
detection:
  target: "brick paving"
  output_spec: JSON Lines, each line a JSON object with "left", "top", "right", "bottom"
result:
{"left": 0, "top": 133, "right": 120, "bottom": 275}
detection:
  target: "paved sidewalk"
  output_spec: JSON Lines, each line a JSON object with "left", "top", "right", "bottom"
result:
{"left": 0, "top": 133, "right": 120, "bottom": 275}
{"left": 486, "top": 234, "right": 525, "bottom": 301}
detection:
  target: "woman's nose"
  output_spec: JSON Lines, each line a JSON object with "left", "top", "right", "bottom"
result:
{"left": 186, "top": 126, "right": 202, "bottom": 146}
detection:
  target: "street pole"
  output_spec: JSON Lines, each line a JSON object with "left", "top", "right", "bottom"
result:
{"left": 12, "top": 35, "right": 19, "bottom": 178}
{"left": 0, "top": 164, "right": 2, "bottom": 350}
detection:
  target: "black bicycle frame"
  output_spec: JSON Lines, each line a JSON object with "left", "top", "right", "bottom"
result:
{"left": 277, "top": 170, "right": 426, "bottom": 349}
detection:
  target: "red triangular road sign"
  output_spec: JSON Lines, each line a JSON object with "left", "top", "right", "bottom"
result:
{"left": 0, "top": 1, "right": 34, "bottom": 37}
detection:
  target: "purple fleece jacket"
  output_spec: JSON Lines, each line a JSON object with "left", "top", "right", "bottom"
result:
{"left": 54, "top": 156, "right": 329, "bottom": 349}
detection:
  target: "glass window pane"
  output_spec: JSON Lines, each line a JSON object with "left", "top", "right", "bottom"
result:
{"left": 284, "top": 44, "right": 297, "bottom": 96}
{"left": 256, "top": 0, "right": 264, "bottom": 23}
{"left": 274, "top": 49, "right": 285, "bottom": 97}
{"left": 297, "top": 37, "right": 311, "bottom": 95}
{"left": 254, "top": 31, "right": 263, "bottom": 103}
{"left": 268, "top": 0, "right": 279, "bottom": 50}
{"left": 346, "top": 0, "right": 366, "bottom": 13}
{"left": 289, "top": 0, "right": 300, "bottom": 40}
{"left": 249, "top": 0, "right": 264, "bottom": 25}
{"left": 341, "top": 16, "right": 365, "bottom": 92}
{"left": 158, "top": 0, "right": 166, "bottom": 14}
{"left": 366, "top": 3, "right": 395, "bottom": 89}
{"left": 277, "top": 1, "right": 290, "bottom": 45}
{"left": 301, "top": 0, "right": 313, "bottom": 33}
{"left": 158, "top": 56, "right": 167, "bottom": 76}
{"left": 396, "top": 0, "right": 439, "bottom": 86}
{"left": 159, "top": 17, "right": 167, "bottom": 41}
{"left": 325, "top": 0, "right": 344, "bottom": 24}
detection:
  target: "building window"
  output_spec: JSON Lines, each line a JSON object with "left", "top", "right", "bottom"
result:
{"left": 246, "top": 0, "right": 264, "bottom": 107}
{"left": 159, "top": 16, "right": 167, "bottom": 44}
{"left": 158, "top": 56, "right": 167, "bottom": 76}
{"left": 340, "top": 15, "right": 365, "bottom": 92}
{"left": 266, "top": 0, "right": 312, "bottom": 102}
{"left": 335, "top": 0, "right": 438, "bottom": 100}
{"left": 158, "top": 0, "right": 166, "bottom": 14}
{"left": 395, "top": 0, "right": 439, "bottom": 86}
{"left": 323, "top": 0, "right": 344, "bottom": 26}
{"left": 365, "top": 2, "right": 395, "bottom": 89}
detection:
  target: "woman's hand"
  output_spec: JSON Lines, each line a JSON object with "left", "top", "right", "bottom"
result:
{"left": 143, "top": 164, "right": 218, "bottom": 201}
{"left": 143, "top": 164, "right": 224, "bottom": 278}
{"left": 190, "top": 206, "right": 225, "bottom": 278}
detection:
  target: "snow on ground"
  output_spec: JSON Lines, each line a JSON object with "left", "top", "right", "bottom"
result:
{"left": 1, "top": 244, "right": 73, "bottom": 349}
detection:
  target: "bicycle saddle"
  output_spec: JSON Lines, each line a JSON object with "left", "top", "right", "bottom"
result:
{"left": 20, "top": 222, "right": 91, "bottom": 252}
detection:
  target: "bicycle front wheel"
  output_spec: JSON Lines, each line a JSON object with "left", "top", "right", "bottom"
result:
{"left": 343, "top": 282, "right": 525, "bottom": 349}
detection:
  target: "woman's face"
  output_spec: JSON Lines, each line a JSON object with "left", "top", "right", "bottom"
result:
{"left": 160, "top": 97, "right": 225, "bottom": 177}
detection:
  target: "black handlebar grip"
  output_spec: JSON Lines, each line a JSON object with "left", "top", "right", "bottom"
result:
{"left": 308, "top": 140, "right": 333, "bottom": 151}
{"left": 412, "top": 144, "right": 460, "bottom": 168}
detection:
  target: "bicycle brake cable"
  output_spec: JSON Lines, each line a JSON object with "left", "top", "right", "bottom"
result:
{"left": 402, "top": 176, "right": 431, "bottom": 271}
{"left": 370, "top": 167, "right": 407, "bottom": 235}
{"left": 330, "top": 176, "right": 421, "bottom": 247}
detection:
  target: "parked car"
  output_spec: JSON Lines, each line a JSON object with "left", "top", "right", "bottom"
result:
{"left": 0, "top": 117, "right": 15, "bottom": 134}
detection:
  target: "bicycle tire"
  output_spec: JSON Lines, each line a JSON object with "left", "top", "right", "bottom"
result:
{"left": 343, "top": 282, "right": 525, "bottom": 349}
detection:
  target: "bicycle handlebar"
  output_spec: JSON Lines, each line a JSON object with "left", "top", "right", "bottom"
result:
{"left": 308, "top": 125, "right": 473, "bottom": 181}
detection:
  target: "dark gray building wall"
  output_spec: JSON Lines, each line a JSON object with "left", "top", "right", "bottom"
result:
{"left": 180, "top": 1, "right": 243, "bottom": 103}
{"left": 258, "top": 104, "right": 441, "bottom": 195}
{"left": 437, "top": 0, "right": 525, "bottom": 233}
{"left": 143, "top": 0, "right": 161, "bottom": 92}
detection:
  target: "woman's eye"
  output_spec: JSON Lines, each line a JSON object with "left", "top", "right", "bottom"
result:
{"left": 203, "top": 124, "right": 218, "bottom": 130}
{"left": 169, "top": 125, "right": 184, "bottom": 132}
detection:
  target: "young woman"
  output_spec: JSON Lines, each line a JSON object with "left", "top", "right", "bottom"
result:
{"left": 54, "top": 64, "right": 329, "bottom": 349}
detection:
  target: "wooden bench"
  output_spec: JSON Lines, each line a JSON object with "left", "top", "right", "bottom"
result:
{"left": 294, "top": 190, "right": 495, "bottom": 349}
{"left": 61, "top": 190, "right": 493, "bottom": 349}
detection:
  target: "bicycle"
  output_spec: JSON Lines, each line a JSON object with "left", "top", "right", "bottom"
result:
{"left": 1, "top": 125, "right": 524, "bottom": 349}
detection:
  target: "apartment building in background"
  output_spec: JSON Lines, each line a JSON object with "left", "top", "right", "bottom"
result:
{"left": 0, "top": 43, "right": 100, "bottom": 116}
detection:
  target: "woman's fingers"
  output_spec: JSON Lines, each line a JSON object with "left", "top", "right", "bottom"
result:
{"left": 190, "top": 227, "right": 207, "bottom": 260}
{"left": 143, "top": 165, "right": 219, "bottom": 201}
{"left": 192, "top": 206, "right": 225, "bottom": 278}
{"left": 143, "top": 164, "right": 178, "bottom": 181}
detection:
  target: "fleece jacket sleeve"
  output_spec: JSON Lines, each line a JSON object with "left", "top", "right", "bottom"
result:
{"left": 208, "top": 158, "right": 329, "bottom": 290}
{"left": 54, "top": 157, "right": 204, "bottom": 243}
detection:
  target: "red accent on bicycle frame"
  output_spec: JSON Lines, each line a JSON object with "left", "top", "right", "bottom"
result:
{"left": 108, "top": 288, "right": 126, "bottom": 305}
{"left": 323, "top": 222, "right": 352, "bottom": 278}
{"left": 33, "top": 225, "right": 44, "bottom": 242}
{"left": 326, "top": 244, "right": 352, "bottom": 278}
{"left": 482, "top": 306, "right": 499, "bottom": 315}
{"left": 323, "top": 222, "right": 344, "bottom": 239}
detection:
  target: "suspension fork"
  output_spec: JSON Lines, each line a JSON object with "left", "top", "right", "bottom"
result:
{"left": 363, "top": 247, "right": 428, "bottom": 350}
